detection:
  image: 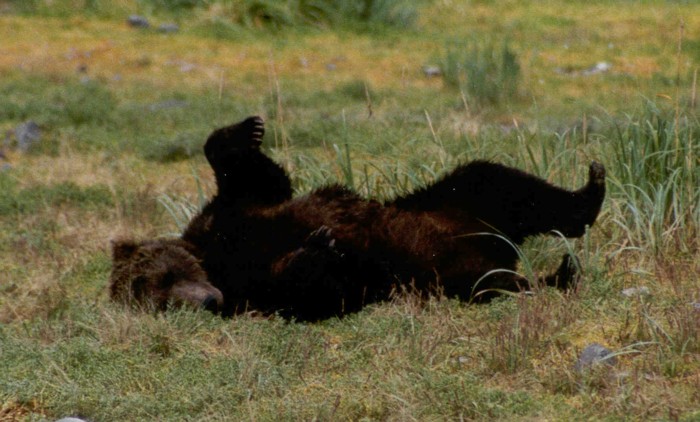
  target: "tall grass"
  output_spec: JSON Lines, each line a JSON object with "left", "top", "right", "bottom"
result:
{"left": 606, "top": 106, "right": 699, "bottom": 254}
{"left": 441, "top": 40, "right": 522, "bottom": 108}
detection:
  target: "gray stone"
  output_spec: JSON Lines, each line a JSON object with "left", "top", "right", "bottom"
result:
{"left": 15, "top": 120, "right": 41, "bottom": 152}
{"left": 158, "top": 23, "right": 179, "bottom": 33}
{"left": 422, "top": 65, "right": 441, "bottom": 78}
{"left": 621, "top": 286, "right": 650, "bottom": 298}
{"left": 575, "top": 343, "right": 617, "bottom": 371}
{"left": 55, "top": 418, "right": 88, "bottom": 422}
{"left": 127, "top": 15, "right": 150, "bottom": 28}
{"left": 555, "top": 61, "right": 612, "bottom": 77}
{"left": 582, "top": 61, "right": 612, "bottom": 76}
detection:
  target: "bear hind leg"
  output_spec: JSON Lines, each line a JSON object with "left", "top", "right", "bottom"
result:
{"left": 204, "top": 116, "right": 292, "bottom": 205}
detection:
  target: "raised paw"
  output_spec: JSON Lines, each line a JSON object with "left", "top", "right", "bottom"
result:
{"left": 205, "top": 116, "right": 265, "bottom": 156}
{"left": 245, "top": 115, "right": 265, "bottom": 146}
{"left": 588, "top": 161, "right": 606, "bottom": 187}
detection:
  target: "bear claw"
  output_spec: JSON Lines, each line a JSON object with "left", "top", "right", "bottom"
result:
{"left": 307, "top": 225, "right": 336, "bottom": 249}
{"left": 244, "top": 116, "right": 265, "bottom": 146}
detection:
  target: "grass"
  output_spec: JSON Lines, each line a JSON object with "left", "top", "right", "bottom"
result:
{"left": 1, "top": 0, "right": 699, "bottom": 420}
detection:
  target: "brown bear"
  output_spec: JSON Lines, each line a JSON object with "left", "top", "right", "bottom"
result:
{"left": 110, "top": 116, "right": 606, "bottom": 321}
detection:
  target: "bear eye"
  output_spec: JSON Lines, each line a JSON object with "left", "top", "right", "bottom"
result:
{"left": 160, "top": 271, "right": 177, "bottom": 287}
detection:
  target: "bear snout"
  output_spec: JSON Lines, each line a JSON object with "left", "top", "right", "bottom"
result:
{"left": 170, "top": 280, "right": 224, "bottom": 312}
{"left": 202, "top": 294, "right": 222, "bottom": 313}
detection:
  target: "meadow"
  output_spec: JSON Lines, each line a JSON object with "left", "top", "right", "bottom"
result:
{"left": 0, "top": 0, "right": 698, "bottom": 420}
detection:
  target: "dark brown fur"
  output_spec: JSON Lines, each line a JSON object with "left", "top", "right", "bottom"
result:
{"left": 110, "top": 116, "right": 606, "bottom": 321}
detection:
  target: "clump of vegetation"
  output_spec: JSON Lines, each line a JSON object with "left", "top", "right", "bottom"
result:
{"left": 7, "top": 0, "right": 420, "bottom": 30}
{"left": 440, "top": 40, "right": 522, "bottom": 107}
{"left": 606, "top": 106, "right": 700, "bottom": 253}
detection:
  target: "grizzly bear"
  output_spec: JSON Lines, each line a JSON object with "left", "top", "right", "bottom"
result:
{"left": 110, "top": 116, "right": 606, "bottom": 321}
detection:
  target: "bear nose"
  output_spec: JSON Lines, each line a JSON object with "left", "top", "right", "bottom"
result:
{"left": 201, "top": 295, "right": 221, "bottom": 313}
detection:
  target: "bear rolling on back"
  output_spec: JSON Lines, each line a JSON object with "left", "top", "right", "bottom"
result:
{"left": 110, "top": 116, "right": 606, "bottom": 321}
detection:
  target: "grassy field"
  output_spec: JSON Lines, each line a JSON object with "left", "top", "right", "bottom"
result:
{"left": 1, "top": 0, "right": 699, "bottom": 420}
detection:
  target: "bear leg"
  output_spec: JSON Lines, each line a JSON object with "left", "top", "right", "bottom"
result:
{"left": 442, "top": 252, "right": 580, "bottom": 301}
{"left": 204, "top": 116, "right": 292, "bottom": 205}
{"left": 393, "top": 160, "right": 606, "bottom": 243}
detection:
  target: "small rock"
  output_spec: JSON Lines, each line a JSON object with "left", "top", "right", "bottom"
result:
{"left": 127, "top": 15, "right": 150, "bottom": 28}
{"left": 555, "top": 61, "right": 612, "bottom": 77}
{"left": 158, "top": 23, "right": 179, "bottom": 33}
{"left": 15, "top": 121, "right": 41, "bottom": 152}
{"left": 575, "top": 343, "right": 617, "bottom": 371}
{"left": 692, "top": 302, "right": 700, "bottom": 311}
{"left": 621, "top": 286, "right": 650, "bottom": 298}
{"left": 325, "top": 63, "right": 337, "bottom": 71}
{"left": 582, "top": 61, "right": 612, "bottom": 76}
{"left": 55, "top": 418, "right": 88, "bottom": 422}
{"left": 422, "top": 65, "right": 441, "bottom": 78}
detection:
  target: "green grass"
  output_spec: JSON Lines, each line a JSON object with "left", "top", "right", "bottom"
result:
{"left": 440, "top": 39, "right": 522, "bottom": 108}
{"left": 1, "top": 1, "right": 699, "bottom": 420}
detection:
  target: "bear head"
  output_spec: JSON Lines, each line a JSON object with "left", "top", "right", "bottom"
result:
{"left": 109, "top": 238, "right": 223, "bottom": 313}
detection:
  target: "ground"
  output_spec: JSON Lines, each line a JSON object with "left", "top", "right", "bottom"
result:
{"left": 0, "top": 1, "right": 698, "bottom": 420}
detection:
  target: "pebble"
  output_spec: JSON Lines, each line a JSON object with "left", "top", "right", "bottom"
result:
{"left": 422, "top": 65, "right": 442, "bottom": 77}
{"left": 621, "top": 286, "right": 650, "bottom": 298}
{"left": 555, "top": 61, "right": 612, "bottom": 77}
{"left": 127, "top": 15, "right": 150, "bottom": 28}
{"left": 582, "top": 61, "right": 612, "bottom": 76}
{"left": 15, "top": 120, "right": 41, "bottom": 152}
{"left": 158, "top": 23, "right": 179, "bottom": 33}
{"left": 575, "top": 343, "right": 617, "bottom": 371}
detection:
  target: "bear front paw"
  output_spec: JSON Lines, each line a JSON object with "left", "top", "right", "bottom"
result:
{"left": 306, "top": 225, "right": 337, "bottom": 250}
{"left": 244, "top": 115, "right": 265, "bottom": 147}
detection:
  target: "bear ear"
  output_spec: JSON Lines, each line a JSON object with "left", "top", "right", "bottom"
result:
{"left": 111, "top": 239, "right": 140, "bottom": 261}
